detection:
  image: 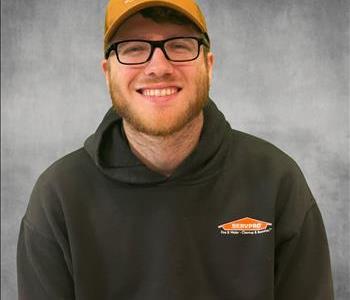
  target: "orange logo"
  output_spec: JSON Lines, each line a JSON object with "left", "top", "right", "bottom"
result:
{"left": 218, "top": 217, "right": 272, "bottom": 235}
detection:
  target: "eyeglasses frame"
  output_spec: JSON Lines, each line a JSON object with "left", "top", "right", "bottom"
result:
{"left": 104, "top": 36, "right": 210, "bottom": 65}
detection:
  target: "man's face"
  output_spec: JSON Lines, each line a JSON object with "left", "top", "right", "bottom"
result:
{"left": 102, "top": 13, "right": 214, "bottom": 136}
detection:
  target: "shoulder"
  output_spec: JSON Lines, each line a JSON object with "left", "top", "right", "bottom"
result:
{"left": 30, "top": 147, "right": 100, "bottom": 209}
{"left": 24, "top": 148, "right": 96, "bottom": 232}
{"left": 228, "top": 129, "right": 301, "bottom": 176}
{"left": 33, "top": 147, "right": 99, "bottom": 194}
{"left": 227, "top": 129, "right": 315, "bottom": 212}
{"left": 38, "top": 148, "right": 91, "bottom": 183}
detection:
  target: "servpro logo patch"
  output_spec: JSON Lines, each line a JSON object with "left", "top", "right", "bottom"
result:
{"left": 218, "top": 217, "right": 272, "bottom": 235}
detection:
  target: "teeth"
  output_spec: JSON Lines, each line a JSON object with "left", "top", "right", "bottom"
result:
{"left": 142, "top": 88, "right": 178, "bottom": 97}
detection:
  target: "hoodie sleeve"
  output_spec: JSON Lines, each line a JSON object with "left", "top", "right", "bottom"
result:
{"left": 274, "top": 201, "right": 334, "bottom": 299}
{"left": 17, "top": 175, "right": 75, "bottom": 300}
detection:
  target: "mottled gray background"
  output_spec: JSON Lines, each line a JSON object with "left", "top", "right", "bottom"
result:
{"left": 1, "top": 0, "right": 349, "bottom": 299}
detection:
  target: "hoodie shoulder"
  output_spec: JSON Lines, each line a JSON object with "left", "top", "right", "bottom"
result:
{"left": 23, "top": 148, "right": 89, "bottom": 238}
{"left": 229, "top": 129, "right": 302, "bottom": 174}
{"left": 36, "top": 148, "right": 93, "bottom": 187}
{"left": 228, "top": 129, "right": 315, "bottom": 213}
{"left": 28, "top": 148, "right": 96, "bottom": 216}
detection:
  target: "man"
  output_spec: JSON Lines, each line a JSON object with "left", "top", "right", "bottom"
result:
{"left": 17, "top": 0, "right": 334, "bottom": 299}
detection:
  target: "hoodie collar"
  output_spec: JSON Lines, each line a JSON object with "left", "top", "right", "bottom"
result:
{"left": 84, "top": 99, "right": 231, "bottom": 185}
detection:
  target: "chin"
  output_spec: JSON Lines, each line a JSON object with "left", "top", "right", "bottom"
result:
{"left": 127, "top": 106, "right": 201, "bottom": 137}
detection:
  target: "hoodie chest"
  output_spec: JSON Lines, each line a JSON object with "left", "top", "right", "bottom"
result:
{"left": 63, "top": 176, "right": 275, "bottom": 300}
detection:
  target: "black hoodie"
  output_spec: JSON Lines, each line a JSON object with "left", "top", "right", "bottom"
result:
{"left": 17, "top": 100, "right": 334, "bottom": 299}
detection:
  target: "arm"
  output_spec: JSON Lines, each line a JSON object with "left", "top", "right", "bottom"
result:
{"left": 274, "top": 202, "right": 334, "bottom": 299}
{"left": 17, "top": 177, "right": 75, "bottom": 300}
{"left": 17, "top": 219, "right": 75, "bottom": 299}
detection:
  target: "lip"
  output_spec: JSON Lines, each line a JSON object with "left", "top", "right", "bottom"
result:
{"left": 135, "top": 84, "right": 182, "bottom": 105}
{"left": 136, "top": 85, "right": 182, "bottom": 94}
{"left": 135, "top": 86, "right": 182, "bottom": 105}
{"left": 135, "top": 83, "right": 182, "bottom": 90}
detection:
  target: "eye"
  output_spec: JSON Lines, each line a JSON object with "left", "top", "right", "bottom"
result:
{"left": 168, "top": 42, "right": 191, "bottom": 51}
{"left": 166, "top": 38, "right": 196, "bottom": 54}
{"left": 118, "top": 42, "right": 150, "bottom": 56}
{"left": 124, "top": 46, "right": 147, "bottom": 54}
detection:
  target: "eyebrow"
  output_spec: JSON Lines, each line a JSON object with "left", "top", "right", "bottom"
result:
{"left": 112, "top": 30, "right": 200, "bottom": 43}
{"left": 113, "top": 35, "right": 202, "bottom": 42}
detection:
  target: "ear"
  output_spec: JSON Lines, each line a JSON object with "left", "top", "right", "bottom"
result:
{"left": 101, "top": 59, "right": 110, "bottom": 87}
{"left": 206, "top": 52, "right": 214, "bottom": 85}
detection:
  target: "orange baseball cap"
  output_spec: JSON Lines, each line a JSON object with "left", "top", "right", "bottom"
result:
{"left": 104, "top": 0, "right": 209, "bottom": 50}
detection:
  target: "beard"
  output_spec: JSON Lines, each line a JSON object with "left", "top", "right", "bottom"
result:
{"left": 108, "top": 67, "right": 210, "bottom": 137}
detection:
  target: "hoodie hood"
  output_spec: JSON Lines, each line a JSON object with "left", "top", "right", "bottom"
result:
{"left": 84, "top": 99, "right": 231, "bottom": 185}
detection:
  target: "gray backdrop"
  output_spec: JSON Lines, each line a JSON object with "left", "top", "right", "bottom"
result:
{"left": 1, "top": 0, "right": 349, "bottom": 299}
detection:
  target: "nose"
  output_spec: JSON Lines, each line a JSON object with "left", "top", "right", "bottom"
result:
{"left": 143, "top": 47, "right": 174, "bottom": 77}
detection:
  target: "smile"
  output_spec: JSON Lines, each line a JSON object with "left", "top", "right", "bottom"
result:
{"left": 139, "top": 87, "right": 180, "bottom": 97}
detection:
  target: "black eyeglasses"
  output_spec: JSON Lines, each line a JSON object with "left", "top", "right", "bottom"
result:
{"left": 104, "top": 36, "right": 209, "bottom": 65}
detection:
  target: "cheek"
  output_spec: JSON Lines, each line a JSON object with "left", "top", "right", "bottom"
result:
{"left": 111, "top": 66, "right": 139, "bottom": 91}
{"left": 182, "top": 65, "right": 207, "bottom": 89}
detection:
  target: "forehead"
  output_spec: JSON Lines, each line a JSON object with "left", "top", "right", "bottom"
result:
{"left": 112, "top": 13, "right": 199, "bottom": 41}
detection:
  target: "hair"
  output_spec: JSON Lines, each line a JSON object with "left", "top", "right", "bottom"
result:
{"left": 140, "top": 6, "right": 197, "bottom": 27}
{"left": 139, "top": 6, "right": 210, "bottom": 54}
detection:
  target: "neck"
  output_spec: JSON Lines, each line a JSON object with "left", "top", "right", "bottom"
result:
{"left": 123, "top": 112, "right": 204, "bottom": 177}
